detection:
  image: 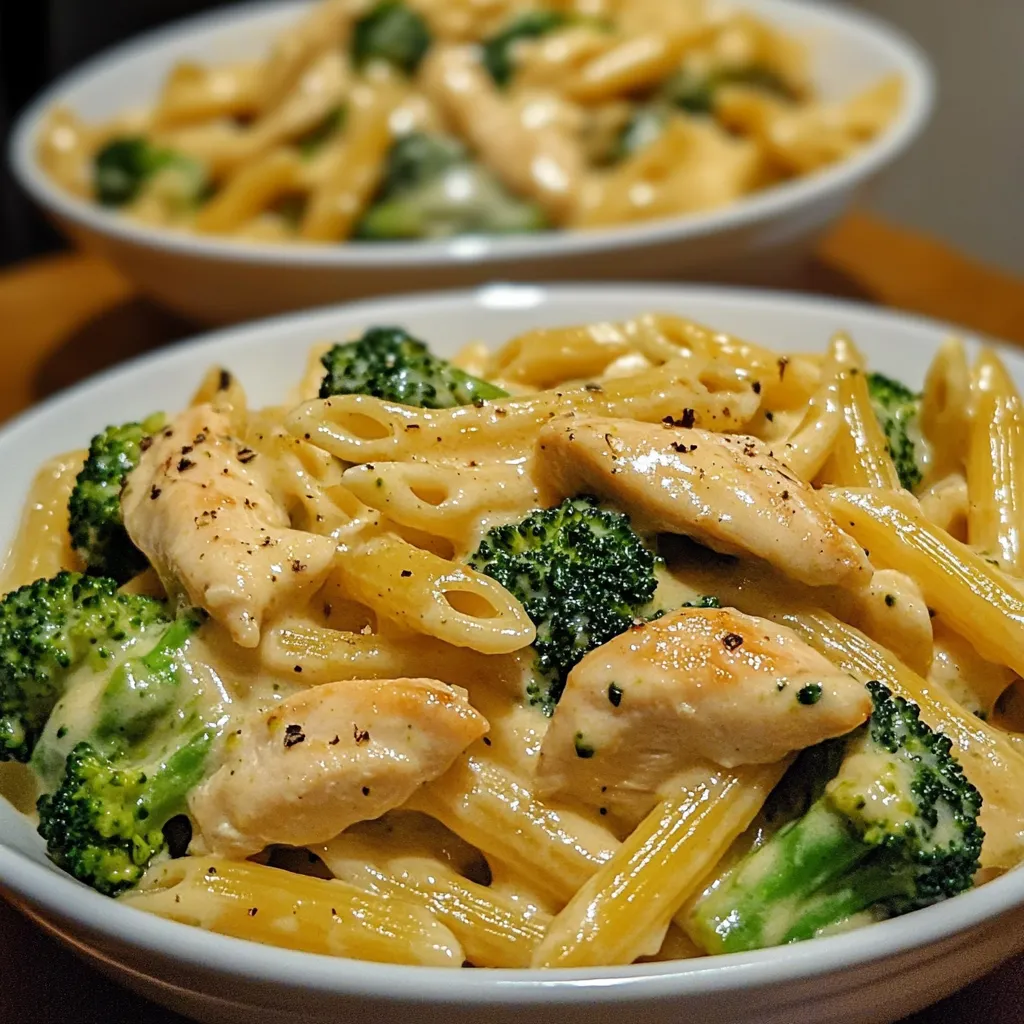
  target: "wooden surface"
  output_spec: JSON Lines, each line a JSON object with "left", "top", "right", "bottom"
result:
{"left": 3, "top": 210, "right": 1024, "bottom": 1023}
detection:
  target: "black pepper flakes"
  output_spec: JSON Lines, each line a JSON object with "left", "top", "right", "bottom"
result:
{"left": 482, "top": 736, "right": 492, "bottom": 746}
{"left": 362, "top": 786, "right": 371, "bottom": 796}
{"left": 574, "top": 733, "right": 595, "bottom": 759}
{"left": 797, "top": 683, "right": 823, "bottom": 705}
{"left": 237, "top": 447, "right": 257, "bottom": 464}
{"left": 248, "top": 907, "right": 258, "bottom": 917}
{"left": 150, "top": 486, "right": 162, "bottom": 500}
{"left": 218, "top": 369, "right": 232, "bottom": 391}
{"left": 177, "top": 457, "right": 194, "bottom": 472}
{"left": 400, "top": 569, "right": 412, "bottom": 578}
{"left": 607, "top": 683, "right": 623, "bottom": 707}
{"left": 292, "top": 560, "right": 306, "bottom": 573}
{"left": 885, "top": 594, "right": 896, "bottom": 607}
{"left": 353, "top": 725, "right": 370, "bottom": 744}
{"left": 752, "top": 381, "right": 762, "bottom": 394}
{"left": 284, "top": 724, "right": 306, "bottom": 748}
{"left": 722, "top": 632, "right": 744, "bottom": 651}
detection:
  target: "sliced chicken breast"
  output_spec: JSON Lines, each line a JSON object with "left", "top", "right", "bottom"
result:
{"left": 537, "top": 607, "right": 872, "bottom": 820}
{"left": 122, "top": 404, "right": 336, "bottom": 647}
{"left": 537, "top": 416, "right": 870, "bottom": 588}
{"left": 190, "top": 678, "right": 488, "bottom": 858}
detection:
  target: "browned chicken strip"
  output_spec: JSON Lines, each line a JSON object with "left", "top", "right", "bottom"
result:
{"left": 190, "top": 678, "right": 488, "bottom": 858}
{"left": 122, "top": 404, "right": 336, "bottom": 647}
{"left": 537, "top": 607, "right": 872, "bottom": 820}
{"left": 537, "top": 416, "right": 870, "bottom": 588}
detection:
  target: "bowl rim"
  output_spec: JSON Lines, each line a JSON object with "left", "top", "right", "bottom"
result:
{"left": 0, "top": 281, "right": 1022, "bottom": 1003}
{"left": 8, "top": 0, "right": 934, "bottom": 270}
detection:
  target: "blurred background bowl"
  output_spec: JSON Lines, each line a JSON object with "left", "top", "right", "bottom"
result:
{"left": 8, "top": 0, "right": 933, "bottom": 325}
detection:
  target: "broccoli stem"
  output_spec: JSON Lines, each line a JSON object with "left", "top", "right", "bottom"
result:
{"left": 691, "top": 799, "right": 909, "bottom": 952}
{"left": 143, "top": 728, "right": 214, "bottom": 824}
{"left": 97, "top": 611, "right": 203, "bottom": 743}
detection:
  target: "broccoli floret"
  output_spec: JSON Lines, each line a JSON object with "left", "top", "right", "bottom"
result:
{"left": 68, "top": 414, "right": 165, "bottom": 582}
{"left": 96, "top": 610, "right": 205, "bottom": 745}
{"left": 687, "top": 682, "right": 984, "bottom": 953}
{"left": 664, "top": 63, "right": 796, "bottom": 115}
{"left": 866, "top": 372, "right": 925, "bottom": 492}
{"left": 319, "top": 326, "right": 508, "bottom": 407}
{"left": 482, "top": 10, "right": 570, "bottom": 86}
{"left": 37, "top": 729, "right": 212, "bottom": 897}
{"left": 356, "top": 132, "right": 547, "bottom": 240}
{"left": 94, "top": 137, "right": 206, "bottom": 208}
{"left": 352, "top": 1, "right": 432, "bottom": 73}
{"left": 0, "top": 573, "right": 168, "bottom": 763}
{"left": 468, "top": 496, "right": 659, "bottom": 714}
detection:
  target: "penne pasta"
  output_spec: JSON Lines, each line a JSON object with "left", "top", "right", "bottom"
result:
{"left": 533, "top": 761, "right": 788, "bottom": 967}
{"left": 824, "top": 487, "right": 1024, "bottom": 677}
{"left": 966, "top": 349, "right": 1024, "bottom": 570}
{"left": 287, "top": 360, "right": 758, "bottom": 463}
{"left": 124, "top": 857, "right": 464, "bottom": 965}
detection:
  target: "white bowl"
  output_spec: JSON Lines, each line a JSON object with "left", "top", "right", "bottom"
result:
{"left": 0, "top": 284, "right": 1022, "bottom": 1024}
{"left": 9, "top": 1, "right": 933, "bottom": 325}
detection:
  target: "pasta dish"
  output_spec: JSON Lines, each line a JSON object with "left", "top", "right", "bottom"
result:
{"left": 2, "top": 311, "right": 1022, "bottom": 970}
{"left": 38, "top": 0, "right": 901, "bottom": 245}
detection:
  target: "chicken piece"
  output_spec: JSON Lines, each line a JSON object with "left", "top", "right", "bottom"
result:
{"left": 420, "top": 45, "right": 584, "bottom": 224}
{"left": 190, "top": 678, "right": 488, "bottom": 858}
{"left": 537, "top": 607, "right": 872, "bottom": 820}
{"left": 538, "top": 416, "right": 869, "bottom": 588}
{"left": 122, "top": 404, "right": 336, "bottom": 647}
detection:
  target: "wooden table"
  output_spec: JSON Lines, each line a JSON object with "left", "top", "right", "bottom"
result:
{"left": 2, "top": 211, "right": 1024, "bottom": 1023}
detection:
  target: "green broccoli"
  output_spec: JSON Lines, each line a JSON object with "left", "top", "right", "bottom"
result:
{"left": 68, "top": 414, "right": 165, "bottom": 582}
{"left": 356, "top": 132, "right": 547, "bottom": 240}
{"left": 482, "top": 10, "right": 570, "bottom": 87}
{"left": 94, "top": 137, "right": 206, "bottom": 208}
{"left": 96, "top": 610, "right": 205, "bottom": 745}
{"left": 468, "top": 496, "right": 660, "bottom": 714}
{"left": 664, "top": 63, "right": 796, "bottom": 115}
{"left": 866, "top": 372, "right": 925, "bottom": 492}
{"left": 0, "top": 573, "right": 168, "bottom": 763}
{"left": 37, "top": 729, "right": 212, "bottom": 896}
{"left": 352, "top": 1, "right": 432, "bottom": 73}
{"left": 687, "top": 682, "right": 984, "bottom": 953}
{"left": 319, "top": 326, "right": 508, "bottom": 407}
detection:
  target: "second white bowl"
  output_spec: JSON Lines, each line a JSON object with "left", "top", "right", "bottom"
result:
{"left": 9, "top": 0, "right": 933, "bottom": 325}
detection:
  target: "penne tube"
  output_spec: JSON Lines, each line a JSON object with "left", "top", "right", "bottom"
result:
{"left": 533, "top": 761, "right": 788, "bottom": 967}
{"left": 487, "top": 323, "right": 636, "bottom": 388}
{"left": 124, "top": 857, "right": 464, "bottom": 965}
{"left": 0, "top": 452, "right": 85, "bottom": 593}
{"left": 261, "top": 619, "right": 525, "bottom": 692}
{"left": 333, "top": 533, "right": 535, "bottom": 654}
{"left": 823, "top": 366, "right": 901, "bottom": 489}
{"left": 824, "top": 487, "right": 1024, "bottom": 677}
{"left": 287, "top": 361, "right": 759, "bottom": 463}
{"left": 407, "top": 753, "right": 619, "bottom": 905}
{"left": 300, "top": 82, "right": 399, "bottom": 241}
{"left": 966, "top": 349, "right": 1024, "bottom": 571}
{"left": 154, "top": 62, "right": 262, "bottom": 127}
{"left": 319, "top": 842, "right": 551, "bottom": 968}
{"left": 341, "top": 459, "right": 546, "bottom": 551}
{"left": 193, "top": 148, "right": 303, "bottom": 234}
{"left": 566, "top": 27, "right": 711, "bottom": 103}
{"left": 922, "top": 337, "right": 971, "bottom": 484}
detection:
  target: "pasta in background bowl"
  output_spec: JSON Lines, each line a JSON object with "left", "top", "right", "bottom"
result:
{"left": 9, "top": 1, "right": 932, "bottom": 324}
{"left": 1, "top": 283, "right": 1024, "bottom": 1024}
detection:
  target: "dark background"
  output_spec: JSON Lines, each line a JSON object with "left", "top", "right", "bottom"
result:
{"left": 0, "top": 0, "right": 245, "bottom": 267}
